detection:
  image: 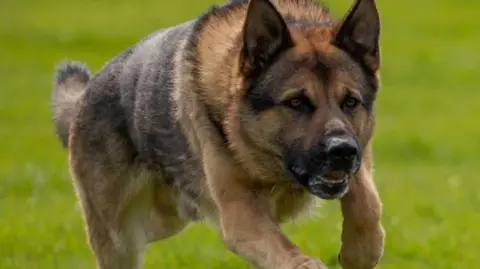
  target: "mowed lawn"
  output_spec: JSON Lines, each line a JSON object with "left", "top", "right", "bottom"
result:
{"left": 1, "top": 0, "right": 479, "bottom": 268}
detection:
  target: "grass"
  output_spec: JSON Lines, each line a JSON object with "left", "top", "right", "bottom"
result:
{"left": 1, "top": 0, "right": 479, "bottom": 268}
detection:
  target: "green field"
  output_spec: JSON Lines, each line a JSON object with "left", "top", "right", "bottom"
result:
{"left": 1, "top": 0, "right": 479, "bottom": 268}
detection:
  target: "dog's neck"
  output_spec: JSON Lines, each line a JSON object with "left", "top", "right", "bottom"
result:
{"left": 194, "top": 3, "right": 248, "bottom": 124}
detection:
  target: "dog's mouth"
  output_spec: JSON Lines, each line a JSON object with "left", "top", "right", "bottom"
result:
{"left": 288, "top": 166, "right": 350, "bottom": 200}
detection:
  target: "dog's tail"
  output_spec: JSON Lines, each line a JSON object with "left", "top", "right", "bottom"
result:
{"left": 51, "top": 60, "right": 90, "bottom": 148}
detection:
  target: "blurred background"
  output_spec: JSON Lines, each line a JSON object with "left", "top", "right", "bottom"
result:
{"left": 0, "top": 0, "right": 479, "bottom": 268}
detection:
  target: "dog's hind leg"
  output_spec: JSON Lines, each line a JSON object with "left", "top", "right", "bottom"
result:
{"left": 69, "top": 158, "right": 150, "bottom": 269}
{"left": 68, "top": 135, "right": 187, "bottom": 269}
{"left": 70, "top": 159, "right": 188, "bottom": 269}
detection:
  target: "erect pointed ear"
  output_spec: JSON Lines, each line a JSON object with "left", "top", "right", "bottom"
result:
{"left": 333, "top": 0, "right": 381, "bottom": 72}
{"left": 241, "top": 0, "right": 294, "bottom": 76}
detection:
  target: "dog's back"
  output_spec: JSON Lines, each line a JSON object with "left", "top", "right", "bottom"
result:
{"left": 53, "top": 20, "right": 200, "bottom": 171}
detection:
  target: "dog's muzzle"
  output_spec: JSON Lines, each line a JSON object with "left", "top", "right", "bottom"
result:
{"left": 286, "top": 135, "right": 361, "bottom": 200}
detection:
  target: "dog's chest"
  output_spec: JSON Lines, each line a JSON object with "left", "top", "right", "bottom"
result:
{"left": 270, "top": 183, "right": 319, "bottom": 223}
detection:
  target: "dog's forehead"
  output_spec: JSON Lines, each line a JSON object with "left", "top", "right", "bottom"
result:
{"left": 281, "top": 27, "right": 362, "bottom": 76}
{"left": 290, "top": 27, "right": 334, "bottom": 54}
{"left": 276, "top": 53, "right": 364, "bottom": 93}
{"left": 257, "top": 27, "right": 369, "bottom": 97}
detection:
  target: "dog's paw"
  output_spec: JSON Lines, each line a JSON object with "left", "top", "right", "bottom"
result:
{"left": 338, "top": 253, "right": 381, "bottom": 269}
{"left": 295, "top": 258, "right": 328, "bottom": 269}
{"left": 280, "top": 256, "right": 327, "bottom": 269}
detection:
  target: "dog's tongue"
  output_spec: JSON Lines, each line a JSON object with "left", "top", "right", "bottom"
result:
{"left": 325, "top": 171, "right": 347, "bottom": 179}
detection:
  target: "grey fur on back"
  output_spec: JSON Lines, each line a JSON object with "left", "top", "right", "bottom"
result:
{"left": 51, "top": 18, "right": 206, "bottom": 218}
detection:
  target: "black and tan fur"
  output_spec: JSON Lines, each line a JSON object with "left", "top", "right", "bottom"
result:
{"left": 51, "top": 0, "right": 385, "bottom": 268}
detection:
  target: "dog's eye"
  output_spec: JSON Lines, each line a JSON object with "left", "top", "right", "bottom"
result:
{"left": 283, "top": 95, "right": 314, "bottom": 113}
{"left": 341, "top": 96, "right": 360, "bottom": 112}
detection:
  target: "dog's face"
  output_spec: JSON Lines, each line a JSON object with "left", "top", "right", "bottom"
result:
{"left": 230, "top": 0, "right": 380, "bottom": 200}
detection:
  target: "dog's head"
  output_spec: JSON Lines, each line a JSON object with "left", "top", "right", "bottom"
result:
{"left": 227, "top": 0, "right": 381, "bottom": 200}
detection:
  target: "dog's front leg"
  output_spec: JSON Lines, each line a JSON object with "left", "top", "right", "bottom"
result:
{"left": 203, "top": 145, "right": 327, "bottom": 269}
{"left": 338, "top": 154, "right": 385, "bottom": 269}
{"left": 217, "top": 191, "right": 327, "bottom": 269}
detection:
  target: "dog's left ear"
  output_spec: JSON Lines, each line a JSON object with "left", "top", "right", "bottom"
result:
{"left": 241, "top": 0, "right": 293, "bottom": 76}
{"left": 333, "top": 0, "right": 381, "bottom": 73}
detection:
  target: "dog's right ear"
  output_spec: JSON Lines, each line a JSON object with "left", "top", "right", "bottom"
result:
{"left": 240, "top": 0, "right": 293, "bottom": 76}
{"left": 332, "top": 0, "right": 381, "bottom": 73}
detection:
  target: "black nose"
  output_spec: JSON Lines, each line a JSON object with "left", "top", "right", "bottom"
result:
{"left": 325, "top": 136, "right": 360, "bottom": 172}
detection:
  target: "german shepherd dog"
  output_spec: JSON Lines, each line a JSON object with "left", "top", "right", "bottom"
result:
{"left": 51, "top": 0, "right": 385, "bottom": 268}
